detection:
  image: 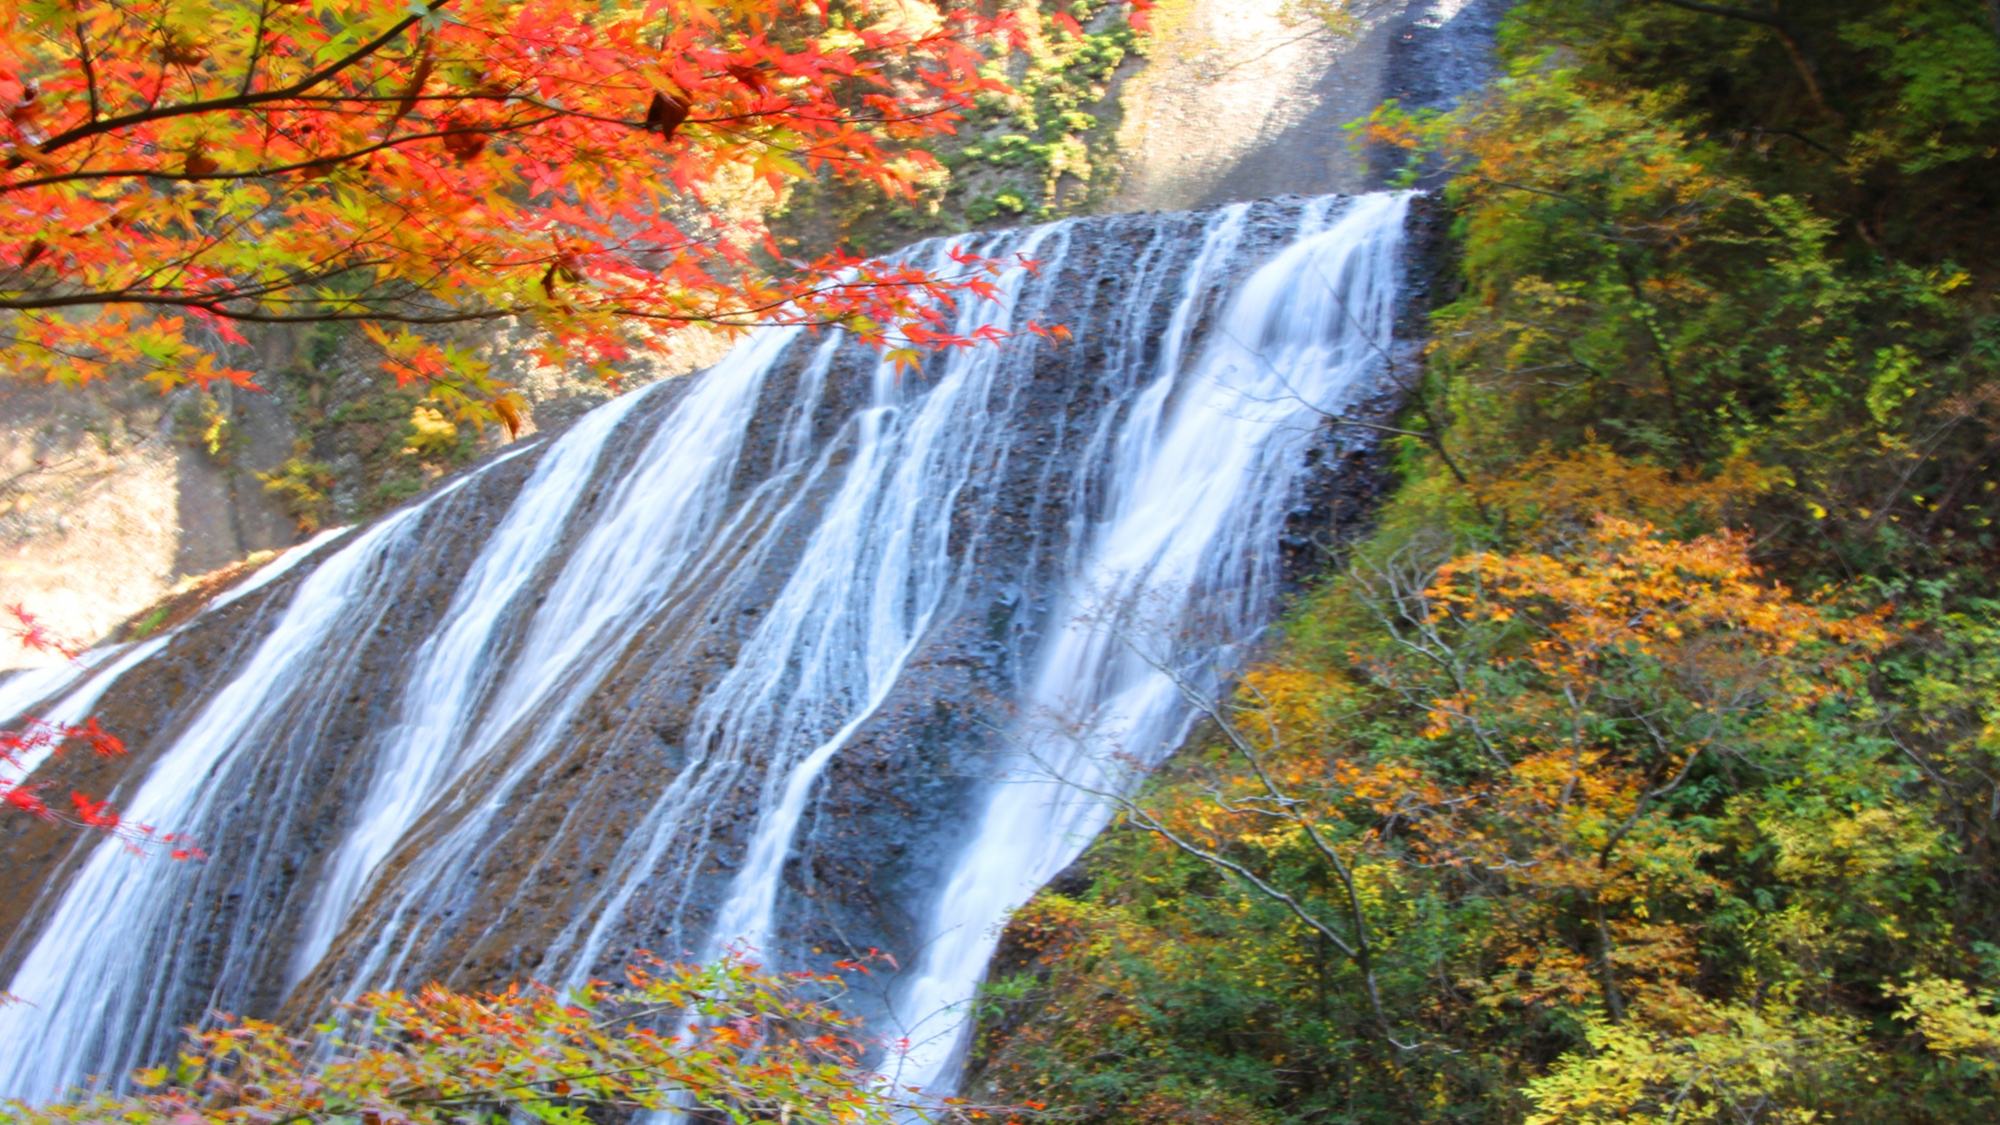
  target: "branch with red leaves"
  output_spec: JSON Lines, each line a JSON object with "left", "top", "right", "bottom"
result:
{"left": 0, "top": 714, "right": 202, "bottom": 859}
{"left": 6, "top": 602, "right": 81, "bottom": 660}
{"left": 10, "top": 954, "right": 1042, "bottom": 1124}
{"left": 0, "top": 0, "right": 1150, "bottom": 427}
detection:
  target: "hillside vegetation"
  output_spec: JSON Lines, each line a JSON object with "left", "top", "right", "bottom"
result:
{"left": 970, "top": 3, "right": 2000, "bottom": 1122}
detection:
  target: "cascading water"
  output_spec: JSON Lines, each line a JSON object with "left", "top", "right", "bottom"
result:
{"left": 888, "top": 191, "right": 1410, "bottom": 1088}
{"left": 0, "top": 190, "right": 1414, "bottom": 1105}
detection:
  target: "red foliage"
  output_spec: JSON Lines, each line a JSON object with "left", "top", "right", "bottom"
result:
{"left": 6, "top": 602, "right": 79, "bottom": 660}
{"left": 0, "top": 0, "right": 1115, "bottom": 423}
{"left": 0, "top": 714, "right": 202, "bottom": 859}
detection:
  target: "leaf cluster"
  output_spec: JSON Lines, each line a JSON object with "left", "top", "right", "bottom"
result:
{"left": 1361, "top": 0, "right": 2000, "bottom": 588}
{"left": 971, "top": 455, "right": 2000, "bottom": 1125}
{"left": 8, "top": 955, "right": 988, "bottom": 1125}
{"left": 0, "top": 0, "right": 1083, "bottom": 424}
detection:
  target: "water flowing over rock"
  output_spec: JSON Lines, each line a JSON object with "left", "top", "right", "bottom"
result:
{"left": 0, "top": 191, "right": 1421, "bottom": 1103}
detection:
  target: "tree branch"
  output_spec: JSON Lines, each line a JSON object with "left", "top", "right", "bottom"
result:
{"left": 0, "top": 112, "right": 563, "bottom": 190}
{"left": 73, "top": 24, "right": 100, "bottom": 125}
{"left": 1646, "top": 0, "right": 1834, "bottom": 121}
{"left": 26, "top": 1, "right": 450, "bottom": 158}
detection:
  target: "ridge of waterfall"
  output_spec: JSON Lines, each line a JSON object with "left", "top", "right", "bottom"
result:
{"left": 0, "top": 191, "right": 1415, "bottom": 1106}
{"left": 679, "top": 221, "right": 1070, "bottom": 967}
{"left": 285, "top": 388, "right": 656, "bottom": 986}
{"left": 331, "top": 323, "right": 810, "bottom": 998}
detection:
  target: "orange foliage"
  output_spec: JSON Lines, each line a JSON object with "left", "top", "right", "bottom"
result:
{"left": 1474, "top": 443, "right": 1778, "bottom": 544}
{"left": 1212, "top": 511, "right": 1894, "bottom": 1025}
{"left": 0, "top": 0, "right": 1118, "bottom": 417}
{"left": 1423, "top": 515, "right": 1891, "bottom": 718}
{"left": 1344, "top": 516, "right": 1894, "bottom": 1021}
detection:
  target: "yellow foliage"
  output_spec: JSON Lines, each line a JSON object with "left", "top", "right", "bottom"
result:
{"left": 404, "top": 404, "right": 462, "bottom": 458}
{"left": 1891, "top": 978, "right": 2000, "bottom": 1071}
{"left": 1763, "top": 803, "right": 1941, "bottom": 884}
{"left": 1477, "top": 443, "right": 1779, "bottom": 545}
{"left": 1237, "top": 665, "right": 1347, "bottom": 747}
{"left": 1525, "top": 1002, "right": 1870, "bottom": 1124}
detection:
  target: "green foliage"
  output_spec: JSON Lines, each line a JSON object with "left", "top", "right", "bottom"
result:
{"left": 946, "top": 4, "right": 1138, "bottom": 222}
{"left": 976, "top": 452, "right": 2000, "bottom": 1123}
{"left": 1360, "top": 0, "right": 2000, "bottom": 588}
{"left": 967, "top": 190, "right": 1032, "bottom": 224}
{"left": 1521, "top": 1005, "right": 1872, "bottom": 1125}
{"left": 127, "top": 604, "right": 171, "bottom": 640}
{"left": 366, "top": 472, "right": 428, "bottom": 511}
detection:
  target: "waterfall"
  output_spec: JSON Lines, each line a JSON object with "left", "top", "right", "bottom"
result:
{"left": 887, "top": 191, "right": 1411, "bottom": 1087}
{"left": 0, "top": 191, "right": 1412, "bottom": 1105}
{"left": 285, "top": 387, "right": 656, "bottom": 987}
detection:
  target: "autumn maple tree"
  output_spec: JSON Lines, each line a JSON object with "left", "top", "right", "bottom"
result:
{"left": 0, "top": 0, "right": 1119, "bottom": 422}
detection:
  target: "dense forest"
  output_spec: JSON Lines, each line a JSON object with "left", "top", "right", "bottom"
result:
{"left": 966, "top": 2, "right": 2000, "bottom": 1122}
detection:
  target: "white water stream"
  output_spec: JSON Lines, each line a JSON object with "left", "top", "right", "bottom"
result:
{"left": 0, "top": 496, "right": 459, "bottom": 1096}
{"left": 888, "top": 190, "right": 1411, "bottom": 1087}
{"left": 0, "top": 191, "right": 1410, "bottom": 1104}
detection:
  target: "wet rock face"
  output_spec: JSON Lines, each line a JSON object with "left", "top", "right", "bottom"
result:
{"left": 0, "top": 194, "right": 1433, "bottom": 1091}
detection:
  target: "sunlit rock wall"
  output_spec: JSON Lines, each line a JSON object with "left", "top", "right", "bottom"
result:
{"left": 0, "top": 380, "right": 295, "bottom": 671}
{"left": 1113, "top": 0, "right": 1505, "bottom": 209}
